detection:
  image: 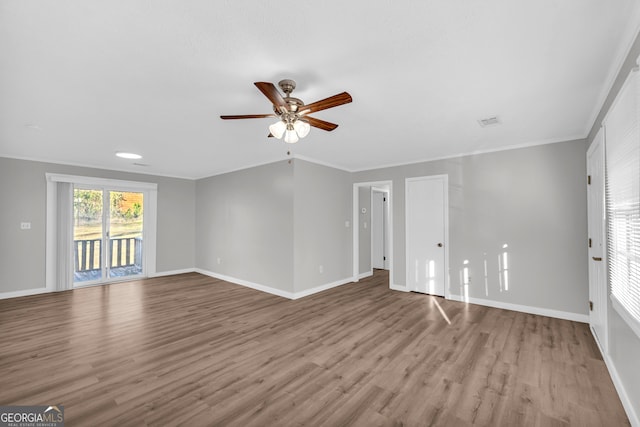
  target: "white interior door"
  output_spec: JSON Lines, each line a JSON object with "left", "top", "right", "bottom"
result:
{"left": 587, "top": 128, "right": 608, "bottom": 353}
{"left": 372, "top": 190, "right": 385, "bottom": 269}
{"left": 406, "top": 176, "right": 447, "bottom": 296}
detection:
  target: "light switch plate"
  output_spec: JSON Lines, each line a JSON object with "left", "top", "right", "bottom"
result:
{"left": 20, "top": 222, "right": 31, "bottom": 230}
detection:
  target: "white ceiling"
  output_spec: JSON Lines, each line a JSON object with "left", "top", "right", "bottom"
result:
{"left": 1, "top": 1, "right": 639, "bottom": 179}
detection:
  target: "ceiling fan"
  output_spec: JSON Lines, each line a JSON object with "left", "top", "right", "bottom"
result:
{"left": 220, "top": 79, "right": 352, "bottom": 144}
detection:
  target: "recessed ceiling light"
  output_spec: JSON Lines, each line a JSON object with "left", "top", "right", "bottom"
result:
{"left": 116, "top": 152, "right": 142, "bottom": 160}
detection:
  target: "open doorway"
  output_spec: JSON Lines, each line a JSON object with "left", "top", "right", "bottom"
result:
{"left": 371, "top": 187, "right": 390, "bottom": 271}
{"left": 352, "top": 181, "right": 393, "bottom": 289}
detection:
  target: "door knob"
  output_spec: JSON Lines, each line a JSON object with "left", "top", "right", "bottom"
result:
{"left": 437, "top": 243, "right": 443, "bottom": 247}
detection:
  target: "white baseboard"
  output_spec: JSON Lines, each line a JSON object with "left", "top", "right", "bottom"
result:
{"left": 293, "top": 277, "right": 354, "bottom": 300}
{"left": 149, "top": 268, "right": 196, "bottom": 278}
{"left": 194, "top": 269, "right": 359, "bottom": 300}
{"left": 605, "top": 353, "right": 640, "bottom": 427}
{"left": 1, "top": 269, "right": 198, "bottom": 300}
{"left": 606, "top": 356, "right": 640, "bottom": 427}
{"left": 590, "top": 329, "right": 640, "bottom": 427}
{"left": 390, "top": 284, "right": 409, "bottom": 292}
{"left": 358, "top": 271, "right": 373, "bottom": 280}
{"left": 1, "top": 269, "right": 354, "bottom": 302}
{"left": 448, "top": 294, "right": 589, "bottom": 323}
{"left": 195, "top": 268, "right": 296, "bottom": 299}
{"left": 0, "top": 287, "right": 49, "bottom": 300}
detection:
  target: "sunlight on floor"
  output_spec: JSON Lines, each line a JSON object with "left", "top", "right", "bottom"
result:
{"left": 433, "top": 298, "right": 451, "bottom": 325}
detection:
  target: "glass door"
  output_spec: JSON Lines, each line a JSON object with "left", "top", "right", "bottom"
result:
{"left": 73, "top": 188, "right": 144, "bottom": 286}
{"left": 108, "top": 191, "right": 144, "bottom": 279}
{"left": 73, "top": 188, "right": 104, "bottom": 284}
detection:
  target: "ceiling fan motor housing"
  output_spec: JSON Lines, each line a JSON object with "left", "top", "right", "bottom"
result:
{"left": 278, "top": 79, "right": 296, "bottom": 95}
{"left": 271, "top": 80, "right": 304, "bottom": 116}
{"left": 273, "top": 97, "right": 304, "bottom": 116}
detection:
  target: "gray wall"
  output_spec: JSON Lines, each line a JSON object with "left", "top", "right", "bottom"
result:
{"left": 358, "top": 186, "right": 371, "bottom": 275}
{"left": 194, "top": 158, "right": 352, "bottom": 295}
{"left": 353, "top": 139, "right": 589, "bottom": 316}
{"left": 586, "top": 30, "right": 640, "bottom": 423}
{"left": 0, "top": 157, "right": 196, "bottom": 293}
{"left": 293, "top": 159, "right": 352, "bottom": 292}
{"left": 195, "top": 160, "right": 294, "bottom": 293}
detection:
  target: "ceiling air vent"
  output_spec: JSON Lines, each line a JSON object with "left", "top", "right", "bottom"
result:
{"left": 478, "top": 116, "right": 501, "bottom": 127}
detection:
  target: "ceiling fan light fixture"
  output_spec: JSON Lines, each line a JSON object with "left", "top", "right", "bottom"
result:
{"left": 284, "top": 129, "right": 299, "bottom": 144}
{"left": 293, "top": 120, "right": 310, "bottom": 138}
{"left": 269, "top": 120, "right": 287, "bottom": 139}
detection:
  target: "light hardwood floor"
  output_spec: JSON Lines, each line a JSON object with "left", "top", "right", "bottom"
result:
{"left": 0, "top": 271, "right": 629, "bottom": 426}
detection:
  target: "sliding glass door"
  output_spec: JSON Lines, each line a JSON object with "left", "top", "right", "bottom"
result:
{"left": 73, "top": 188, "right": 144, "bottom": 285}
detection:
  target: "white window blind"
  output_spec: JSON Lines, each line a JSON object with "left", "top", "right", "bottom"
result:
{"left": 605, "top": 66, "right": 640, "bottom": 339}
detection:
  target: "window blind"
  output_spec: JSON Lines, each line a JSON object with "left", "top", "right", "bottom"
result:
{"left": 605, "top": 67, "right": 640, "bottom": 338}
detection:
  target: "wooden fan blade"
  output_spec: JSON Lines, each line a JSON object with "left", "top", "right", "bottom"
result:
{"left": 305, "top": 116, "right": 339, "bottom": 131}
{"left": 220, "top": 114, "right": 275, "bottom": 119}
{"left": 299, "top": 92, "right": 352, "bottom": 115}
{"left": 254, "top": 82, "right": 287, "bottom": 110}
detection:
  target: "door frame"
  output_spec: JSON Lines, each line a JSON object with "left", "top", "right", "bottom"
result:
{"left": 352, "top": 181, "right": 393, "bottom": 289}
{"left": 46, "top": 174, "right": 158, "bottom": 291}
{"left": 587, "top": 128, "right": 608, "bottom": 354}
{"left": 405, "top": 174, "right": 450, "bottom": 298}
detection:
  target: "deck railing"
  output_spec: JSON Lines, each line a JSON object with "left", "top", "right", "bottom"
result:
{"left": 74, "top": 237, "right": 142, "bottom": 272}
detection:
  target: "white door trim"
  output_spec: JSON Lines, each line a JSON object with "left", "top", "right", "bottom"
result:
{"left": 352, "top": 181, "right": 394, "bottom": 289}
{"left": 405, "top": 174, "right": 450, "bottom": 299}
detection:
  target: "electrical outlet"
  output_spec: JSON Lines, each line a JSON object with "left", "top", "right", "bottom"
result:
{"left": 319, "top": 265, "right": 324, "bottom": 274}
{"left": 217, "top": 257, "right": 221, "bottom": 265}
{"left": 20, "top": 222, "right": 31, "bottom": 230}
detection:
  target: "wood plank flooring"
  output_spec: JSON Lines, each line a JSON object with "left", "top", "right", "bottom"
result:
{"left": 0, "top": 271, "right": 629, "bottom": 426}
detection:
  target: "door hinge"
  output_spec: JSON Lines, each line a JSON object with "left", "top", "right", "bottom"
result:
{"left": 587, "top": 175, "right": 591, "bottom": 185}
{"left": 588, "top": 238, "right": 592, "bottom": 248}
{"left": 383, "top": 197, "right": 386, "bottom": 202}
{"left": 589, "top": 301, "right": 593, "bottom": 311}
{"left": 383, "top": 256, "right": 386, "bottom": 261}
